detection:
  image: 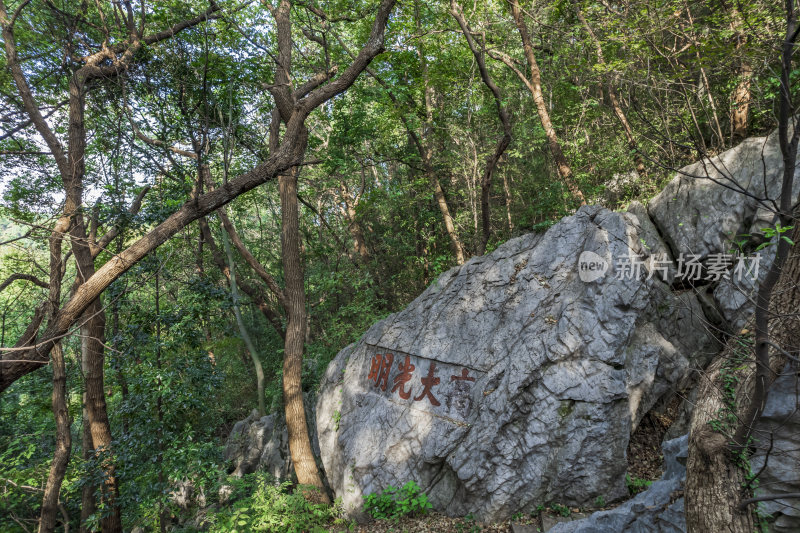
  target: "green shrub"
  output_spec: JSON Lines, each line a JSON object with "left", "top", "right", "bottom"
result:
{"left": 549, "top": 502, "right": 571, "bottom": 517}
{"left": 206, "top": 479, "right": 344, "bottom": 532}
{"left": 363, "top": 481, "right": 433, "bottom": 520}
{"left": 626, "top": 474, "right": 653, "bottom": 495}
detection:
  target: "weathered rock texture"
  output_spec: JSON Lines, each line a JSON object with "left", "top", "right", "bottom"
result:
{"left": 223, "top": 411, "right": 293, "bottom": 479}
{"left": 313, "top": 127, "right": 800, "bottom": 521}
{"left": 648, "top": 131, "right": 797, "bottom": 263}
{"left": 548, "top": 435, "right": 688, "bottom": 533}
{"left": 316, "top": 205, "right": 719, "bottom": 521}
{"left": 750, "top": 364, "right": 800, "bottom": 533}
{"left": 648, "top": 129, "right": 800, "bottom": 331}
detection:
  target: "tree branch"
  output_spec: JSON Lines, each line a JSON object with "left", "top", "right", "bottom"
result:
{"left": 90, "top": 186, "right": 151, "bottom": 257}
{"left": 0, "top": 273, "right": 49, "bottom": 293}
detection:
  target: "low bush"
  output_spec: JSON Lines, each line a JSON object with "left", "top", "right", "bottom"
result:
{"left": 363, "top": 481, "right": 433, "bottom": 520}
{"left": 205, "top": 477, "right": 344, "bottom": 532}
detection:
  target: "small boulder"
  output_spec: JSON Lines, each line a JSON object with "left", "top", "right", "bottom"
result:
{"left": 223, "top": 410, "right": 292, "bottom": 479}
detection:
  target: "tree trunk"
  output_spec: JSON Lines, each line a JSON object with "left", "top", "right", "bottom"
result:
{"left": 502, "top": 170, "right": 514, "bottom": 233}
{"left": 508, "top": 0, "right": 586, "bottom": 205}
{"left": 730, "top": 6, "right": 752, "bottom": 143}
{"left": 686, "top": 350, "right": 757, "bottom": 532}
{"left": 39, "top": 342, "right": 71, "bottom": 533}
{"left": 572, "top": 1, "right": 646, "bottom": 176}
{"left": 268, "top": 0, "right": 328, "bottom": 487}
{"left": 68, "top": 74, "right": 120, "bottom": 533}
{"left": 450, "top": 0, "right": 512, "bottom": 255}
{"left": 432, "top": 177, "right": 466, "bottom": 264}
{"left": 80, "top": 297, "right": 120, "bottom": 533}
{"left": 80, "top": 405, "right": 95, "bottom": 532}
{"left": 686, "top": 225, "right": 800, "bottom": 532}
{"left": 220, "top": 228, "right": 267, "bottom": 417}
{"left": 39, "top": 216, "right": 71, "bottom": 533}
{"left": 0, "top": 0, "right": 396, "bottom": 396}
{"left": 279, "top": 166, "right": 330, "bottom": 502}
{"left": 686, "top": 11, "right": 800, "bottom": 528}
{"left": 416, "top": 0, "right": 467, "bottom": 264}
{"left": 338, "top": 182, "right": 370, "bottom": 261}
{"left": 111, "top": 236, "right": 129, "bottom": 436}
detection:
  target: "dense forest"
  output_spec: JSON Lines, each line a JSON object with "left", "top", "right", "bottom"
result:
{"left": 0, "top": 0, "right": 797, "bottom": 531}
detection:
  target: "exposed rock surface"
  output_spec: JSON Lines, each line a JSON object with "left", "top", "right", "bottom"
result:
{"left": 647, "top": 129, "right": 800, "bottom": 331}
{"left": 548, "top": 435, "right": 688, "bottom": 533}
{"left": 223, "top": 396, "right": 322, "bottom": 481}
{"left": 316, "top": 205, "right": 718, "bottom": 521}
{"left": 223, "top": 410, "right": 293, "bottom": 479}
{"left": 647, "top": 130, "right": 799, "bottom": 263}
{"left": 220, "top": 130, "right": 799, "bottom": 524}
{"left": 750, "top": 364, "right": 800, "bottom": 533}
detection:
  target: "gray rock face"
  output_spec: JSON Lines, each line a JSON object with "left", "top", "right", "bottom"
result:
{"left": 316, "top": 206, "right": 718, "bottom": 521}
{"left": 223, "top": 411, "right": 292, "bottom": 479}
{"left": 750, "top": 364, "right": 800, "bottom": 533}
{"left": 647, "top": 130, "right": 800, "bottom": 331}
{"left": 548, "top": 435, "right": 688, "bottom": 533}
{"left": 648, "top": 131, "right": 800, "bottom": 263}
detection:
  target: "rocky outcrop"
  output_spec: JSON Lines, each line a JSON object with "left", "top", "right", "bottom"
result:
{"left": 647, "top": 131, "right": 799, "bottom": 263}
{"left": 316, "top": 205, "right": 719, "bottom": 521}
{"left": 750, "top": 364, "right": 800, "bottom": 533}
{"left": 647, "top": 129, "right": 800, "bottom": 331}
{"left": 223, "top": 411, "right": 293, "bottom": 479}
{"left": 217, "top": 129, "right": 799, "bottom": 524}
{"left": 548, "top": 435, "right": 688, "bottom": 533}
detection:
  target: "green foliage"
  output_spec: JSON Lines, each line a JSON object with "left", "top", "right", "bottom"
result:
{"left": 625, "top": 474, "right": 653, "bottom": 496}
{"left": 0, "top": 0, "right": 795, "bottom": 529}
{"left": 756, "top": 224, "right": 795, "bottom": 250}
{"left": 363, "top": 481, "right": 433, "bottom": 521}
{"left": 455, "top": 513, "right": 483, "bottom": 533}
{"left": 549, "top": 502, "right": 571, "bottom": 517}
{"left": 204, "top": 477, "right": 345, "bottom": 533}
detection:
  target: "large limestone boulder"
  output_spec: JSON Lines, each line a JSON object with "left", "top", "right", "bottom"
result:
{"left": 648, "top": 130, "right": 800, "bottom": 262}
{"left": 316, "top": 205, "right": 718, "bottom": 521}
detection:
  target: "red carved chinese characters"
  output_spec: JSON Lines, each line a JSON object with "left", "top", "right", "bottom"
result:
{"left": 368, "top": 353, "right": 394, "bottom": 391}
{"left": 414, "top": 362, "right": 441, "bottom": 406}
{"left": 366, "top": 353, "right": 472, "bottom": 413}
{"left": 391, "top": 355, "right": 415, "bottom": 400}
{"left": 450, "top": 368, "right": 475, "bottom": 382}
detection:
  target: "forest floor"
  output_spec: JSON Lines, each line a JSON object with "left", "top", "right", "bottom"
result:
{"left": 335, "top": 397, "right": 679, "bottom": 532}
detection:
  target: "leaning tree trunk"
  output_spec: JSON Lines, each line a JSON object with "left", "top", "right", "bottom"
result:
{"left": 220, "top": 227, "right": 267, "bottom": 417}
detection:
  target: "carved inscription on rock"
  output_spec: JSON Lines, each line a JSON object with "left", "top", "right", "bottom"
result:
{"left": 365, "top": 344, "right": 484, "bottom": 422}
